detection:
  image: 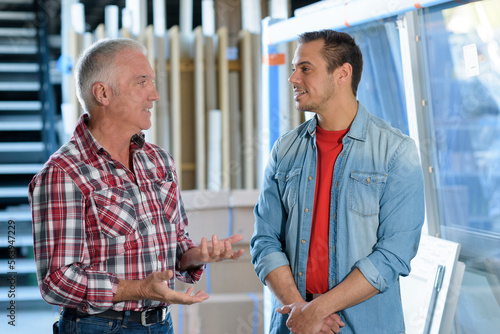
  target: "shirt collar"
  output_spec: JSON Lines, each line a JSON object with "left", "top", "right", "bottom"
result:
{"left": 301, "top": 102, "right": 369, "bottom": 142}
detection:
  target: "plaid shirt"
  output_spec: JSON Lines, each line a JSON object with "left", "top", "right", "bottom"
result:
{"left": 28, "top": 114, "right": 203, "bottom": 314}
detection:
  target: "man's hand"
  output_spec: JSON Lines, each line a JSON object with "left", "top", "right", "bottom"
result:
{"left": 179, "top": 234, "right": 245, "bottom": 271}
{"left": 278, "top": 302, "right": 345, "bottom": 334}
{"left": 139, "top": 270, "right": 209, "bottom": 305}
{"left": 199, "top": 234, "right": 245, "bottom": 263}
{"left": 114, "top": 270, "right": 209, "bottom": 305}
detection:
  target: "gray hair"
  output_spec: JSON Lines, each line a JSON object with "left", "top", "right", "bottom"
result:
{"left": 74, "top": 38, "right": 147, "bottom": 112}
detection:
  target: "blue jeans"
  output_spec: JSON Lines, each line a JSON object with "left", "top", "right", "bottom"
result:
{"left": 58, "top": 310, "right": 174, "bottom": 334}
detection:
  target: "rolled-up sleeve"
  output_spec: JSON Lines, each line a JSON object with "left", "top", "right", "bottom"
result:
{"left": 29, "top": 167, "right": 119, "bottom": 312}
{"left": 356, "top": 138, "right": 425, "bottom": 292}
{"left": 175, "top": 193, "right": 205, "bottom": 283}
{"left": 250, "top": 141, "right": 291, "bottom": 284}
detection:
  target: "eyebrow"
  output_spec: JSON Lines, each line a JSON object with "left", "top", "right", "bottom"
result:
{"left": 292, "top": 60, "right": 313, "bottom": 67}
{"left": 135, "top": 74, "right": 155, "bottom": 81}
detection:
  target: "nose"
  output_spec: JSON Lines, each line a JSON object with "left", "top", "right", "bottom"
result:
{"left": 150, "top": 84, "right": 160, "bottom": 102}
{"left": 288, "top": 70, "right": 299, "bottom": 86}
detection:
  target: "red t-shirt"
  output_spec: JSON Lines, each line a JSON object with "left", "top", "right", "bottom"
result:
{"left": 306, "top": 125, "right": 349, "bottom": 294}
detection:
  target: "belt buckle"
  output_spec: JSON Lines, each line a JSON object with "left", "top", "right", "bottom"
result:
{"left": 141, "top": 308, "right": 166, "bottom": 327}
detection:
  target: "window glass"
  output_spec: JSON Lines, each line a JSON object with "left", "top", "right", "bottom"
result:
{"left": 348, "top": 19, "right": 409, "bottom": 135}
{"left": 421, "top": 1, "right": 500, "bottom": 332}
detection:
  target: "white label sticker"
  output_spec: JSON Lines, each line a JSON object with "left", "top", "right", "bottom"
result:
{"left": 463, "top": 43, "right": 480, "bottom": 77}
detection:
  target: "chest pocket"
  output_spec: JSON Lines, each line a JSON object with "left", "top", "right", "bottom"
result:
{"left": 154, "top": 179, "right": 178, "bottom": 224}
{"left": 275, "top": 167, "right": 301, "bottom": 212}
{"left": 349, "top": 171, "right": 387, "bottom": 217}
{"left": 93, "top": 187, "right": 137, "bottom": 238}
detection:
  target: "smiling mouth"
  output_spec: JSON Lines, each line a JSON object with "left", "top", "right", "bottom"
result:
{"left": 294, "top": 89, "right": 307, "bottom": 99}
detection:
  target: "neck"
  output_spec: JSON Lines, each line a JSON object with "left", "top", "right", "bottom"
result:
{"left": 87, "top": 113, "right": 133, "bottom": 169}
{"left": 316, "top": 98, "right": 358, "bottom": 131}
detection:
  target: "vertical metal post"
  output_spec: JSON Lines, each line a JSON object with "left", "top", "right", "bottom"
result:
{"left": 398, "top": 11, "right": 443, "bottom": 237}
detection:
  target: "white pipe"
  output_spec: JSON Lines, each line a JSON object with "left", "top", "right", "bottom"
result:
{"left": 242, "top": 0, "right": 262, "bottom": 34}
{"left": 126, "top": 0, "right": 146, "bottom": 37}
{"left": 180, "top": 0, "right": 193, "bottom": 57}
{"left": 105, "top": 5, "right": 119, "bottom": 38}
{"left": 70, "top": 3, "right": 85, "bottom": 34}
{"left": 201, "top": 0, "right": 215, "bottom": 36}
{"left": 153, "top": 0, "right": 166, "bottom": 36}
{"left": 266, "top": 0, "right": 452, "bottom": 45}
{"left": 122, "top": 8, "right": 132, "bottom": 32}
{"left": 269, "top": 0, "right": 289, "bottom": 19}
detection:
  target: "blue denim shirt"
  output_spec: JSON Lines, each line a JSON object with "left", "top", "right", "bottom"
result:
{"left": 250, "top": 103, "right": 424, "bottom": 333}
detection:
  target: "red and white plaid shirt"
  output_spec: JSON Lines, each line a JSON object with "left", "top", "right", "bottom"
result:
{"left": 29, "top": 114, "right": 203, "bottom": 314}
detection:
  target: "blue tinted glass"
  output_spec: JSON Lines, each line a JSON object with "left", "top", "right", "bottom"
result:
{"left": 421, "top": 1, "right": 500, "bottom": 332}
{"left": 348, "top": 20, "right": 409, "bottom": 135}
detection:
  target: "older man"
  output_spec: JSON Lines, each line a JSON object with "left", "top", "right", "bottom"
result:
{"left": 29, "top": 38, "right": 244, "bottom": 334}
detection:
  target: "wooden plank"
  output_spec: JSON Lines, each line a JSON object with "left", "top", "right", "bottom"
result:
{"left": 180, "top": 56, "right": 196, "bottom": 190}
{"left": 94, "top": 23, "right": 105, "bottom": 40}
{"left": 217, "top": 26, "right": 230, "bottom": 189}
{"left": 120, "top": 28, "right": 131, "bottom": 38}
{"left": 239, "top": 29, "right": 255, "bottom": 190}
{"left": 155, "top": 34, "right": 170, "bottom": 151}
{"left": 144, "top": 25, "right": 157, "bottom": 145}
{"left": 205, "top": 36, "right": 218, "bottom": 111}
{"left": 251, "top": 32, "right": 263, "bottom": 186}
{"left": 169, "top": 26, "right": 182, "bottom": 185}
{"left": 194, "top": 27, "right": 206, "bottom": 189}
{"left": 205, "top": 35, "right": 220, "bottom": 190}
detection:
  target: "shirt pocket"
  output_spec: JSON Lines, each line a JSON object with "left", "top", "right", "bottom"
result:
{"left": 275, "top": 166, "right": 302, "bottom": 211}
{"left": 349, "top": 171, "right": 387, "bottom": 217}
{"left": 92, "top": 187, "right": 137, "bottom": 238}
{"left": 154, "top": 178, "right": 178, "bottom": 224}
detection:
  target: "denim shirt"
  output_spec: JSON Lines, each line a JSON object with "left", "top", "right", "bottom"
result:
{"left": 250, "top": 103, "right": 425, "bottom": 333}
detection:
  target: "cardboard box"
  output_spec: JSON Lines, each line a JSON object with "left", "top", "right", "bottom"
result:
{"left": 175, "top": 244, "right": 262, "bottom": 295}
{"left": 182, "top": 189, "right": 259, "bottom": 243}
{"left": 171, "top": 292, "right": 264, "bottom": 334}
{"left": 182, "top": 190, "right": 231, "bottom": 243}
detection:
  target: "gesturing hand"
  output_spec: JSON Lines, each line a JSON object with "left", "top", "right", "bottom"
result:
{"left": 199, "top": 234, "right": 245, "bottom": 263}
{"left": 179, "top": 234, "right": 245, "bottom": 271}
{"left": 140, "top": 270, "right": 209, "bottom": 305}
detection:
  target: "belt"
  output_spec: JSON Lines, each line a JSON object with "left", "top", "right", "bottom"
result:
{"left": 62, "top": 306, "right": 169, "bottom": 327}
{"left": 305, "top": 293, "right": 323, "bottom": 302}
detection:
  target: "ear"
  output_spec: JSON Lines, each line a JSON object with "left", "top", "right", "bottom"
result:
{"left": 91, "top": 82, "right": 111, "bottom": 107}
{"left": 337, "top": 62, "right": 353, "bottom": 84}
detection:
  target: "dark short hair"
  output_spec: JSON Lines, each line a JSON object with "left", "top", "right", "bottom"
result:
{"left": 298, "top": 30, "right": 363, "bottom": 96}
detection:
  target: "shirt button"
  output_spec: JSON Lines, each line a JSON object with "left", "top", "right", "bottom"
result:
{"left": 304, "top": 208, "right": 309, "bottom": 213}
{"left": 334, "top": 214, "right": 337, "bottom": 220}
{"left": 110, "top": 195, "right": 116, "bottom": 201}
{"left": 152, "top": 219, "right": 157, "bottom": 225}
{"left": 335, "top": 182, "right": 338, "bottom": 187}
{"left": 312, "top": 145, "right": 316, "bottom": 150}
{"left": 366, "top": 177, "right": 371, "bottom": 183}
{"left": 158, "top": 255, "right": 163, "bottom": 261}
{"left": 308, "top": 176, "right": 313, "bottom": 181}
{"left": 301, "top": 239, "right": 306, "bottom": 244}
{"left": 298, "top": 272, "right": 303, "bottom": 276}
{"left": 332, "top": 246, "right": 336, "bottom": 253}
